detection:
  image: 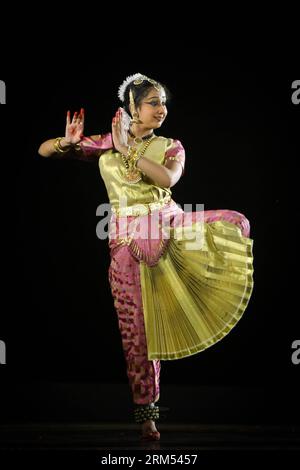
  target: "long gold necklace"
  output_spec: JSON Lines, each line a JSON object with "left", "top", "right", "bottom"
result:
{"left": 121, "top": 135, "right": 155, "bottom": 184}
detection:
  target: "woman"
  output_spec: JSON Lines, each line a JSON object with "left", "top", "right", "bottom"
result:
{"left": 38, "top": 73, "right": 254, "bottom": 441}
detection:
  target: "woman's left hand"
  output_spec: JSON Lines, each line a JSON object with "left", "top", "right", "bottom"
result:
{"left": 112, "top": 108, "right": 129, "bottom": 154}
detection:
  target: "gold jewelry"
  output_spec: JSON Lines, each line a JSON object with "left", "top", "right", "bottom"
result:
{"left": 132, "top": 112, "right": 140, "bottom": 124}
{"left": 120, "top": 136, "right": 155, "bottom": 184}
{"left": 53, "top": 137, "right": 71, "bottom": 154}
{"left": 128, "top": 128, "right": 154, "bottom": 145}
{"left": 121, "top": 147, "right": 141, "bottom": 184}
{"left": 118, "top": 73, "right": 161, "bottom": 102}
{"left": 132, "top": 137, "right": 153, "bottom": 169}
{"left": 133, "top": 76, "right": 160, "bottom": 91}
{"left": 129, "top": 89, "right": 141, "bottom": 124}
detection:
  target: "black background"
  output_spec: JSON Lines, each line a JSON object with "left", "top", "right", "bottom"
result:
{"left": 0, "top": 40, "right": 299, "bottom": 424}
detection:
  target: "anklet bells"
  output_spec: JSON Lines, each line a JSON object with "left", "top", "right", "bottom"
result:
{"left": 134, "top": 404, "right": 159, "bottom": 424}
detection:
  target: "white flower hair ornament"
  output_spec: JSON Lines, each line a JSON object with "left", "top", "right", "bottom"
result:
{"left": 117, "top": 73, "right": 160, "bottom": 102}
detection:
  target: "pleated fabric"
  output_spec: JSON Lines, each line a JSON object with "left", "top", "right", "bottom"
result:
{"left": 139, "top": 208, "right": 254, "bottom": 360}
{"left": 108, "top": 201, "right": 254, "bottom": 404}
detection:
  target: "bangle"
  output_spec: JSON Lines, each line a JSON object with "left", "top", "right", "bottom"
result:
{"left": 122, "top": 145, "right": 132, "bottom": 159}
{"left": 74, "top": 142, "right": 82, "bottom": 152}
{"left": 53, "top": 137, "right": 72, "bottom": 154}
{"left": 131, "top": 151, "right": 142, "bottom": 169}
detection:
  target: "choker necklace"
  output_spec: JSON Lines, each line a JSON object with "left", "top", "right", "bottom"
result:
{"left": 128, "top": 128, "right": 154, "bottom": 144}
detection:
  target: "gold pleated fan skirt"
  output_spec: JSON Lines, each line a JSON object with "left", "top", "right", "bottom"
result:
{"left": 139, "top": 220, "right": 254, "bottom": 360}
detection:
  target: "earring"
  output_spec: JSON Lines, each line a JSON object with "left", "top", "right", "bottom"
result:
{"left": 131, "top": 111, "right": 141, "bottom": 124}
{"left": 129, "top": 89, "right": 142, "bottom": 124}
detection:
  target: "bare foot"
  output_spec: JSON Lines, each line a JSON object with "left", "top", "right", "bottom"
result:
{"left": 141, "top": 420, "right": 160, "bottom": 440}
{"left": 142, "top": 419, "right": 158, "bottom": 434}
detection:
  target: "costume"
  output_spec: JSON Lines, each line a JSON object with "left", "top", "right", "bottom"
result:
{"left": 79, "top": 133, "right": 254, "bottom": 410}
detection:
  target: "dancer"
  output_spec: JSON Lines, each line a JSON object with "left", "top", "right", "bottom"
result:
{"left": 38, "top": 73, "right": 254, "bottom": 441}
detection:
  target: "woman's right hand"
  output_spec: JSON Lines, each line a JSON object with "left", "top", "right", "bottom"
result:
{"left": 65, "top": 109, "right": 85, "bottom": 144}
{"left": 112, "top": 108, "right": 129, "bottom": 154}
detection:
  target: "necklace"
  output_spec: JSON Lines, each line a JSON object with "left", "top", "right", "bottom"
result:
{"left": 128, "top": 128, "right": 154, "bottom": 145}
{"left": 121, "top": 135, "right": 155, "bottom": 184}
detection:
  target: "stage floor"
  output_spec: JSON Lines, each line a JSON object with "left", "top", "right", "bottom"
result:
{"left": 0, "top": 422, "right": 299, "bottom": 451}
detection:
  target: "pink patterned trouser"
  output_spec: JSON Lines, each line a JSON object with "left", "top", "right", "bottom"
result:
{"left": 108, "top": 208, "right": 251, "bottom": 405}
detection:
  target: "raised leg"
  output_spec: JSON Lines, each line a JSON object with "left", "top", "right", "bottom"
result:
{"left": 200, "top": 209, "right": 251, "bottom": 238}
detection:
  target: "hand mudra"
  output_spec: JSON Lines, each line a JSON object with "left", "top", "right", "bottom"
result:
{"left": 65, "top": 108, "right": 85, "bottom": 145}
{"left": 111, "top": 107, "right": 129, "bottom": 154}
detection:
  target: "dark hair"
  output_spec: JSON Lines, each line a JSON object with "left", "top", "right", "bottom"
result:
{"left": 123, "top": 80, "right": 170, "bottom": 116}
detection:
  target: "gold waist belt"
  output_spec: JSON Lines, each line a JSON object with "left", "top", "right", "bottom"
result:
{"left": 111, "top": 195, "right": 172, "bottom": 217}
